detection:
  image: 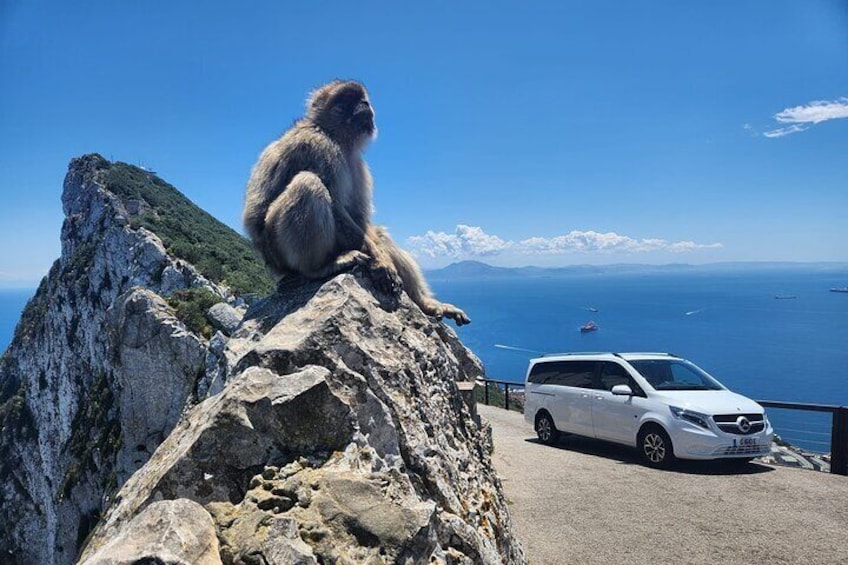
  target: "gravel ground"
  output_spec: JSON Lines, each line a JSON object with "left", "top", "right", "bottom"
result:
{"left": 480, "top": 404, "right": 848, "bottom": 565}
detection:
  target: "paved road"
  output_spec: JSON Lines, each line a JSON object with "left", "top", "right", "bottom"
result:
{"left": 480, "top": 405, "right": 848, "bottom": 565}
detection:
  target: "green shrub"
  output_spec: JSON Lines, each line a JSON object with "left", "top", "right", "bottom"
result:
{"left": 58, "top": 371, "right": 121, "bottom": 501}
{"left": 166, "top": 288, "right": 224, "bottom": 338}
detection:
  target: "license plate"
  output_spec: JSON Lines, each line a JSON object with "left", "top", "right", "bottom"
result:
{"left": 733, "top": 438, "right": 757, "bottom": 447}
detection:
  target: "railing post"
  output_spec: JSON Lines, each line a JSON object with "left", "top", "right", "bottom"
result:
{"left": 505, "top": 384, "right": 510, "bottom": 411}
{"left": 831, "top": 407, "right": 848, "bottom": 476}
{"left": 484, "top": 381, "right": 489, "bottom": 406}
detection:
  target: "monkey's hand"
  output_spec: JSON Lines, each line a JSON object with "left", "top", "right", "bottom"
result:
{"left": 368, "top": 256, "right": 403, "bottom": 296}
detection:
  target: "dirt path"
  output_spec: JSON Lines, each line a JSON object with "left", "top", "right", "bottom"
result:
{"left": 480, "top": 404, "right": 848, "bottom": 565}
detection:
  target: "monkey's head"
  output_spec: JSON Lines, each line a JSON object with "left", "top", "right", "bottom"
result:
{"left": 306, "top": 80, "right": 376, "bottom": 148}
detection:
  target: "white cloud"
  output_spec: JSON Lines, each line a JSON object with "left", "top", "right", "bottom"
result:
{"left": 763, "top": 124, "right": 809, "bottom": 138}
{"left": 406, "top": 225, "right": 722, "bottom": 259}
{"left": 775, "top": 97, "right": 848, "bottom": 125}
{"left": 407, "top": 225, "right": 509, "bottom": 258}
{"left": 763, "top": 97, "right": 848, "bottom": 138}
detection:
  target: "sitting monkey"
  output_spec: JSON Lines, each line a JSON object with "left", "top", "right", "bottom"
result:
{"left": 243, "top": 80, "right": 470, "bottom": 326}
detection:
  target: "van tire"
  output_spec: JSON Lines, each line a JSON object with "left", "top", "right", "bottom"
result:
{"left": 638, "top": 425, "right": 675, "bottom": 468}
{"left": 535, "top": 412, "right": 560, "bottom": 445}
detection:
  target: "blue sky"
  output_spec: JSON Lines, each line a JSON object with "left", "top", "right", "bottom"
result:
{"left": 1, "top": 1, "right": 847, "bottom": 286}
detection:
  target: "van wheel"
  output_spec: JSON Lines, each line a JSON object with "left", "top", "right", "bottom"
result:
{"left": 536, "top": 412, "right": 559, "bottom": 445}
{"left": 638, "top": 426, "right": 675, "bottom": 468}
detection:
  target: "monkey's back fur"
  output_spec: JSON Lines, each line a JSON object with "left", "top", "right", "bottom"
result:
{"left": 244, "top": 121, "right": 371, "bottom": 277}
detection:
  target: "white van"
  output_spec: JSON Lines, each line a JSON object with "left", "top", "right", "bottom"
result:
{"left": 523, "top": 352, "right": 773, "bottom": 467}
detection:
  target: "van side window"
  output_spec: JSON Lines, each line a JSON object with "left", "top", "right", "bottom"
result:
{"left": 600, "top": 362, "right": 630, "bottom": 390}
{"left": 600, "top": 362, "right": 644, "bottom": 395}
{"left": 552, "top": 361, "right": 596, "bottom": 388}
{"left": 528, "top": 361, "right": 596, "bottom": 388}
{"left": 528, "top": 362, "right": 562, "bottom": 384}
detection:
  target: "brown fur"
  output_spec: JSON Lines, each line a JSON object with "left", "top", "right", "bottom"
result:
{"left": 243, "top": 80, "right": 469, "bottom": 325}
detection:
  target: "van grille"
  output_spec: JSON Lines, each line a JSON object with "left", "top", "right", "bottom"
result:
{"left": 712, "top": 413, "right": 765, "bottom": 436}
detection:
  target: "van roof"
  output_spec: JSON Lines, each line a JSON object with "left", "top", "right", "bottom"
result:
{"left": 530, "top": 352, "right": 680, "bottom": 364}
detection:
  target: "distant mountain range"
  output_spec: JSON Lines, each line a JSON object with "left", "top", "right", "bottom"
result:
{"left": 425, "top": 260, "right": 848, "bottom": 280}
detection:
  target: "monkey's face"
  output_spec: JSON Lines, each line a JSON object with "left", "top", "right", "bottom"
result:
{"left": 309, "top": 81, "right": 377, "bottom": 145}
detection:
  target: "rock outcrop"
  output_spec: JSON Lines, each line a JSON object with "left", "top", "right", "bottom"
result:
{"left": 0, "top": 156, "right": 524, "bottom": 564}
{"left": 80, "top": 273, "right": 523, "bottom": 563}
{"left": 1, "top": 155, "right": 237, "bottom": 564}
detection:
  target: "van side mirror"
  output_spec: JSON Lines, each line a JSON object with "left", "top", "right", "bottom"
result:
{"left": 611, "top": 384, "right": 633, "bottom": 396}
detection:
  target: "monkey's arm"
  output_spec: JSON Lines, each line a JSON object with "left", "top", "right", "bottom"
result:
{"left": 363, "top": 225, "right": 403, "bottom": 294}
{"left": 330, "top": 203, "right": 402, "bottom": 295}
{"left": 371, "top": 226, "right": 471, "bottom": 326}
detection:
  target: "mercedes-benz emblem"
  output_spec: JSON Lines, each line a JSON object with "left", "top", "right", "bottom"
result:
{"left": 736, "top": 416, "right": 751, "bottom": 433}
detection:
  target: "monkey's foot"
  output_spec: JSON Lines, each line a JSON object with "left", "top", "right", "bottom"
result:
{"left": 329, "top": 250, "right": 370, "bottom": 274}
{"left": 368, "top": 259, "right": 403, "bottom": 296}
{"left": 304, "top": 250, "right": 369, "bottom": 281}
{"left": 442, "top": 303, "right": 471, "bottom": 326}
{"left": 420, "top": 299, "right": 471, "bottom": 326}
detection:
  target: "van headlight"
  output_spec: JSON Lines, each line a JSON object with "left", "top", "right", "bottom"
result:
{"left": 669, "top": 406, "right": 711, "bottom": 429}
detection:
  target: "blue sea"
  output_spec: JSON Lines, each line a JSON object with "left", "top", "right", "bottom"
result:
{"left": 2, "top": 269, "right": 847, "bottom": 452}
{"left": 432, "top": 268, "right": 848, "bottom": 452}
{"left": 0, "top": 289, "right": 33, "bottom": 353}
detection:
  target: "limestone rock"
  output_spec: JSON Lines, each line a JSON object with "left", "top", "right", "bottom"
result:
{"left": 206, "top": 302, "right": 243, "bottom": 336}
{"left": 79, "top": 499, "right": 222, "bottom": 565}
{"left": 80, "top": 273, "right": 525, "bottom": 564}
{"left": 107, "top": 288, "right": 207, "bottom": 483}
{"left": 1, "top": 154, "right": 524, "bottom": 564}
{"left": 0, "top": 155, "right": 226, "bottom": 563}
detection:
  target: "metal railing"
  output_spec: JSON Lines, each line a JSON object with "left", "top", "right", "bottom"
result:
{"left": 755, "top": 400, "right": 848, "bottom": 476}
{"left": 474, "top": 378, "right": 847, "bottom": 476}
{"left": 478, "top": 379, "right": 525, "bottom": 412}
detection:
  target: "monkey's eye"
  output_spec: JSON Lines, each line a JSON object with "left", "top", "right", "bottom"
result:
{"left": 333, "top": 97, "right": 354, "bottom": 111}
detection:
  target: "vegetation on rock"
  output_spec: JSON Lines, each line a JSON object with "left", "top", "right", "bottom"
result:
{"left": 166, "top": 288, "right": 224, "bottom": 338}
{"left": 58, "top": 371, "right": 122, "bottom": 502}
{"left": 104, "top": 162, "right": 274, "bottom": 296}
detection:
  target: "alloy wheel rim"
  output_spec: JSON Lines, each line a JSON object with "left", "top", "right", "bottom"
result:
{"left": 644, "top": 433, "right": 666, "bottom": 462}
{"left": 538, "top": 418, "right": 551, "bottom": 441}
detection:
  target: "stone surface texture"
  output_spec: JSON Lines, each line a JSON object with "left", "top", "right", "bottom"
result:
{"left": 79, "top": 499, "right": 222, "bottom": 565}
{"left": 80, "top": 274, "right": 524, "bottom": 563}
{"left": 206, "top": 302, "right": 244, "bottom": 336}
{"left": 0, "top": 155, "right": 524, "bottom": 564}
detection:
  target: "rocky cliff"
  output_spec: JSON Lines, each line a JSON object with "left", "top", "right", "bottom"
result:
{"left": 0, "top": 155, "right": 524, "bottom": 564}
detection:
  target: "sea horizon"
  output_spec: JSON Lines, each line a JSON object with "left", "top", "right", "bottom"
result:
{"left": 432, "top": 266, "right": 848, "bottom": 453}
{"left": 4, "top": 264, "right": 847, "bottom": 452}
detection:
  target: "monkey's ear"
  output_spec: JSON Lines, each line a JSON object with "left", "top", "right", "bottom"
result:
{"left": 306, "top": 80, "right": 344, "bottom": 112}
{"left": 306, "top": 88, "right": 329, "bottom": 112}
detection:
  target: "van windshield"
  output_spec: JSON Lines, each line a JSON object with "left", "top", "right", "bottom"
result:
{"left": 628, "top": 360, "right": 724, "bottom": 391}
